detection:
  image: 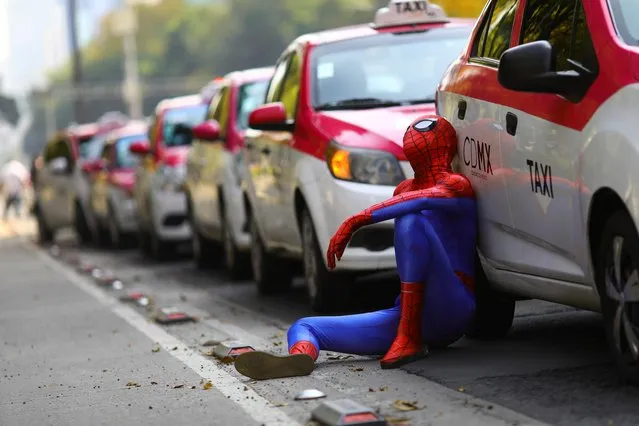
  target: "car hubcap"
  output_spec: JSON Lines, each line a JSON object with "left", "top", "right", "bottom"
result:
{"left": 605, "top": 236, "right": 639, "bottom": 361}
{"left": 250, "top": 224, "right": 262, "bottom": 283}
{"left": 302, "top": 217, "right": 318, "bottom": 300}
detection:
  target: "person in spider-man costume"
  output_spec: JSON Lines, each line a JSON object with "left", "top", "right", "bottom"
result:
{"left": 234, "top": 115, "right": 477, "bottom": 380}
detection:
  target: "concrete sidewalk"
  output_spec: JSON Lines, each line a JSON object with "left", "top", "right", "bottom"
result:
{"left": 0, "top": 237, "right": 259, "bottom": 426}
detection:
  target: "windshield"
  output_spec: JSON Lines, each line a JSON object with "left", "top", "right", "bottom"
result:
{"left": 609, "top": 0, "right": 639, "bottom": 46}
{"left": 115, "top": 134, "right": 144, "bottom": 168}
{"left": 79, "top": 134, "right": 107, "bottom": 160}
{"left": 237, "top": 80, "right": 269, "bottom": 130}
{"left": 163, "top": 104, "right": 207, "bottom": 146}
{"left": 310, "top": 27, "right": 471, "bottom": 109}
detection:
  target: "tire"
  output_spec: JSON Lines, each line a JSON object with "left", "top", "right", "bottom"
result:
{"left": 221, "top": 206, "right": 251, "bottom": 280}
{"left": 192, "top": 228, "right": 220, "bottom": 269}
{"left": 138, "top": 228, "right": 152, "bottom": 256}
{"left": 149, "top": 227, "right": 173, "bottom": 261}
{"left": 74, "top": 201, "right": 92, "bottom": 245}
{"left": 300, "top": 209, "right": 353, "bottom": 313}
{"left": 465, "top": 254, "right": 516, "bottom": 340}
{"left": 36, "top": 211, "right": 54, "bottom": 245}
{"left": 249, "top": 215, "right": 293, "bottom": 295}
{"left": 595, "top": 210, "right": 639, "bottom": 385}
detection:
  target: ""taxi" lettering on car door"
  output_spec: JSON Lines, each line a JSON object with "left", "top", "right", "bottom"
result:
{"left": 526, "top": 159, "right": 554, "bottom": 199}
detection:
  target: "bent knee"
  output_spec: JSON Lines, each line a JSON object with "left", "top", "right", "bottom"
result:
{"left": 395, "top": 213, "right": 428, "bottom": 238}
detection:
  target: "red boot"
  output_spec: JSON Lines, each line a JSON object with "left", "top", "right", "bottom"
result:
{"left": 234, "top": 341, "right": 317, "bottom": 380}
{"left": 380, "top": 282, "right": 427, "bottom": 369}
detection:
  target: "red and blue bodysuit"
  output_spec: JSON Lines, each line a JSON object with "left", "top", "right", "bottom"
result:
{"left": 235, "top": 115, "right": 478, "bottom": 379}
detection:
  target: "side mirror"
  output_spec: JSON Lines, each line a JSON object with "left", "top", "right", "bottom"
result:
{"left": 498, "top": 40, "right": 594, "bottom": 103}
{"left": 49, "top": 157, "right": 70, "bottom": 175}
{"left": 248, "top": 102, "right": 293, "bottom": 132}
{"left": 129, "top": 140, "right": 150, "bottom": 155}
{"left": 192, "top": 120, "right": 221, "bottom": 142}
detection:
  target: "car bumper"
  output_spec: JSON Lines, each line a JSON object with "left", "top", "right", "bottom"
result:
{"left": 152, "top": 190, "right": 191, "bottom": 241}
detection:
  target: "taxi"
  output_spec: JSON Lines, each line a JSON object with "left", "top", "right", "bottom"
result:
{"left": 34, "top": 114, "right": 127, "bottom": 244}
{"left": 130, "top": 94, "right": 208, "bottom": 260}
{"left": 88, "top": 121, "right": 147, "bottom": 248}
{"left": 437, "top": 0, "right": 639, "bottom": 382}
{"left": 243, "top": 0, "right": 474, "bottom": 312}
{"left": 186, "top": 67, "right": 273, "bottom": 277}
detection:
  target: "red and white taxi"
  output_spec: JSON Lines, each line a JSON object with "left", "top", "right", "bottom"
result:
{"left": 437, "top": 0, "right": 639, "bottom": 382}
{"left": 88, "top": 121, "right": 147, "bottom": 248}
{"left": 130, "top": 94, "right": 208, "bottom": 260}
{"left": 243, "top": 0, "right": 474, "bottom": 312}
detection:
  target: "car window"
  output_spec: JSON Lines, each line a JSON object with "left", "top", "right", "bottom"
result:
{"left": 264, "top": 56, "right": 290, "bottom": 103}
{"left": 237, "top": 80, "right": 269, "bottom": 130}
{"left": 472, "top": 0, "right": 518, "bottom": 62}
{"left": 609, "top": 0, "right": 639, "bottom": 46}
{"left": 100, "top": 141, "right": 113, "bottom": 164}
{"left": 212, "top": 86, "right": 231, "bottom": 137}
{"left": 115, "top": 134, "right": 144, "bottom": 168}
{"left": 79, "top": 134, "right": 108, "bottom": 160}
{"left": 521, "top": 0, "right": 597, "bottom": 72}
{"left": 311, "top": 28, "right": 471, "bottom": 108}
{"left": 162, "top": 104, "right": 207, "bottom": 147}
{"left": 44, "top": 137, "right": 72, "bottom": 164}
{"left": 277, "top": 52, "right": 301, "bottom": 120}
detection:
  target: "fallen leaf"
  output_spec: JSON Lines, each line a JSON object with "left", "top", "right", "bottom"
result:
{"left": 173, "top": 384, "right": 185, "bottom": 389}
{"left": 243, "top": 386, "right": 248, "bottom": 391}
{"left": 126, "top": 381, "right": 140, "bottom": 387}
{"left": 379, "top": 386, "right": 388, "bottom": 392}
{"left": 171, "top": 346, "right": 178, "bottom": 351}
{"left": 218, "top": 356, "right": 234, "bottom": 365}
{"left": 202, "top": 350, "right": 215, "bottom": 357}
{"left": 274, "top": 403, "right": 288, "bottom": 407}
{"left": 393, "top": 400, "right": 420, "bottom": 411}
{"left": 202, "top": 381, "right": 213, "bottom": 390}
{"left": 457, "top": 386, "right": 465, "bottom": 392}
{"left": 350, "top": 367, "right": 364, "bottom": 372}
{"left": 385, "top": 416, "right": 412, "bottom": 425}
{"left": 150, "top": 381, "right": 158, "bottom": 385}
{"left": 368, "top": 388, "right": 376, "bottom": 392}
{"left": 273, "top": 342, "right": 282, "bottom": 346}
{"left": 151, "top": 346, "right": 160, "bottom": 353}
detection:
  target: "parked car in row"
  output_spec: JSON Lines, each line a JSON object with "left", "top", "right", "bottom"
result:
{"left": 242, "top": 1, "right": 474, "bottom": 311}
{"left": 186, "top": 66, "right": 274, "bottom": 279}
{"left": 437, "top": 0, "right": 639, "bottom": 383}
{"left": 130, "top": 94, "right": 208, "bottom": 260}
{"left": 87, "top": 120, "right": 148, "bottom": 248}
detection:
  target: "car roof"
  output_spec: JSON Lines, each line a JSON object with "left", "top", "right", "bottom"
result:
{"left": 293, "top": 18, "right": 474, "bottom": 47}
{"left": 156, "top": 94, "right": 204, "bottom": 114}
{"left": 67, "top": 122, "right": 101, "bottom": 139}
{"left": 105, "top": 120, "right": 148, "bottom": 144}
{"left": 225, "top": 66, "right": 275, "bottom": 86}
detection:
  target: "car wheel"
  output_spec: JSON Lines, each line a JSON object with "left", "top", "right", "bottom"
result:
{"left": 300, "top": 208, "right": 353, "bottom": 313}
{"left": 150, "top": 227, "right": 172, "bottom": 261}
{"left": 249, "top": 215, "right": 292, "bottom": 295}
{"left": 74, "top": 201, "right": 92, "bottom": 245}
{"left": 465, "top": 254, "right": 515, "bottom": 340}
{"left": 221, "top": 207, "right": 250, "bottom": 280}
{"left": 107, "top": 206, "right": 124, "bottom": 249}
{"left": 595, "top": 210, "right": 639, "bottom": 385}
{"left": 36, "top": 211, "right": 54, "bottom": 245}
{"left": 192, "top": 228, "right": 219, "bottom": 270}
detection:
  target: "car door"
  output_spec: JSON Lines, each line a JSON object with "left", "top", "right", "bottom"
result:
{"left": 136, "top": 112, "right": 160, "bottom": 229}
{"left": 91, "top": 141, "right": 112, "bottom": 221}
{"left": 245, "top": 55, "right": 291, "bottom": 245}
{"left": 499, "top": 0, "right": 597, "bottom": 283}
{"left": 271, "top": 48, "right": 303, "bottom": 247}
{"left": 38, "top": 138, "right": 61, "bottom": 227}
{"left": 187, "top": 101, "right": 213, "bottom": 229}
{"left": 439, "top": 0, "right": 519, "bottom": 270}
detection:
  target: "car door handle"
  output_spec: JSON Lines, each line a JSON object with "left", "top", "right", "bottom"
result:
{"left": 261, "top": 147, "right": 271, "bottom": 155}
{"left": 457, "top": 99, "right": 467, "bottom": 120}
{"left": 506, "top": 112, "right": 518, "bottom": 136}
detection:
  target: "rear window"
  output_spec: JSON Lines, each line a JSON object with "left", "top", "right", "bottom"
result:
{"left": 609, "top": 0, "right": 639, "bottom": 46}
{"left": 237, "top": 80, "right": 269, "bottom": 130}
{"left": 163, "top": 104, "right": 207, "bottom": 147}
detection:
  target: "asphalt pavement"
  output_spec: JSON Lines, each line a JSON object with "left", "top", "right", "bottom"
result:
{"left": 1, "top": 217, "right": 639, "bottom": 426}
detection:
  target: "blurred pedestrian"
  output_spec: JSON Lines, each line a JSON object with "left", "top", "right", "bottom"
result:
{"left": 1, "top": 159, "right": 29, "bottom": 220}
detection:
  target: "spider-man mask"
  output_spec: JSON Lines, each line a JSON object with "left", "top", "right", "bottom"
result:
{"left": 403, "top": 115, "right": 457, "bottom": 176}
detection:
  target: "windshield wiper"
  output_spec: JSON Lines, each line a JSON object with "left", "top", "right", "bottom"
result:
{"left": 315, "top": 97, "right": 403, "bottom": 111}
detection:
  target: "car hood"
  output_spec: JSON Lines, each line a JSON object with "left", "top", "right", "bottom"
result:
{"left": 109, "top": 169, "right": 136, "bottom": 192}
{"left": 315, "top": 103, "right": 436, "bottom": 161}
{"left": 162, "top": 146, "right": 190, "bottom": 166}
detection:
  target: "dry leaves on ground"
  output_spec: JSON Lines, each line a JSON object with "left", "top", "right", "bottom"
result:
{"left": 173, "top": 384, "right": 185, "bottom": 389}
{"left": 393, "top": 400, "right": 421, "bottom": 411}
{"left": 203, "top": 381, "right": 213, "bottom": 390}
{"left": 385, "top": 416, "right": 412, "bottom": 425}
{"left": 126, "top": 381, "right": 140, "bottom": 387}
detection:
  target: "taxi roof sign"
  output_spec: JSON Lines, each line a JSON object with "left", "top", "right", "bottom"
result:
{"left": 373, "top": 0, "right": 449, "bottom": 29}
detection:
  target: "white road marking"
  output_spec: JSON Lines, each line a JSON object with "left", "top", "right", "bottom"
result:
{"left": 34, "top": 246, "right": 300, "bottom": 426}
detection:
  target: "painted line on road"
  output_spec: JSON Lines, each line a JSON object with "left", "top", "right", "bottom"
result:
{"left": 34, "top": 245, "right": 301, "bottom": 426}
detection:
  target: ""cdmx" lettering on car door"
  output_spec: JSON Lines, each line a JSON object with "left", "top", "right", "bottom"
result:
{"left": 463, "top": 136, "right": 493, "bottom": 175}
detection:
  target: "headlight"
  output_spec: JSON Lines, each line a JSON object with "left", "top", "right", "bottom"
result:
{"left": 158, "top": 164, "right": 186, "bottom": 192}
{"left": 325, "top": 140, "right": 404, "bottom": 186}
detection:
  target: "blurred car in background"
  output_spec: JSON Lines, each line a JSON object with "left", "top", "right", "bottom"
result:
{"left": 242, "top": 0, "right": 474, "bottom": 311}
{"left": 72, "top": 112, "right": 129, "bottom": 244}
{"left": 186, "top": 66, "right": 273, "bottom": 278}
{"left": 88, "top": 120, "right": 148, "bottom": 248}
{"left": 34, "top": 113, "right": 128, "bottom": 244}
{"left": 130, "top": 94, "right": 208, "bottom": 260}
